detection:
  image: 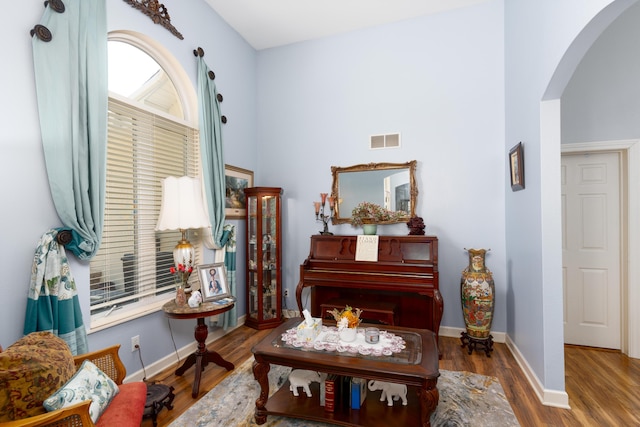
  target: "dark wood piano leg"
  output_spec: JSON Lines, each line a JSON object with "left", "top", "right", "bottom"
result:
{"left": 295, "top": 279, "right": 305, "bottom": 315}
{"left": 434, "top": 290, "right": 444, "bottom": 358}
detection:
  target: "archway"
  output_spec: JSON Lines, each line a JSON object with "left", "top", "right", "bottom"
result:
{"left": 541, "top": 0, "right": 640, "bottom": 360}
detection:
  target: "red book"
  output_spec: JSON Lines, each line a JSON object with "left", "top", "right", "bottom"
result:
{"left": 324, "top": 374, "right": 337, "bottom": 412}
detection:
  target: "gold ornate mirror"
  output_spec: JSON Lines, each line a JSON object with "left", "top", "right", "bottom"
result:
{"left": 331, "top": 160, "right": 417, "bottom": 224}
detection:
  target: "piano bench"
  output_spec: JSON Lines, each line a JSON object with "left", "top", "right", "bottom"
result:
{"left": 320, "top": 299, "right": 398, "bottom": 326}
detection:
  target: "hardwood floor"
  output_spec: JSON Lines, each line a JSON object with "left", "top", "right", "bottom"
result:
{"left": 142, "top": 326, "right": 640, "bottom": 427}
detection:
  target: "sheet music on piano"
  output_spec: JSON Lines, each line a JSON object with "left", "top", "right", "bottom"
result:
{"left": 355, "top": 235, "right": 379, "bottom": 262}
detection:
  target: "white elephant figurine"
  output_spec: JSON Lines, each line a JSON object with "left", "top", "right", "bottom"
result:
{"left": 188, "top": 290, "right": 202, "bottom": 307}
{"left": 368, "top": 380, "right": 408, "bottom": 406}
{"left": 288, "top": 369, "right": 322, "bottom": 397}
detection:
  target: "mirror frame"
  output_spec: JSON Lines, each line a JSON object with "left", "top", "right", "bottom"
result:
{"left": 331, "top": 160, "right": 418, "bottom": 224}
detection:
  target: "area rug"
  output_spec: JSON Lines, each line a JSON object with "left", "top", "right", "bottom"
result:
{"left": 168, "top": 358, "right": 519, "bottom": 427}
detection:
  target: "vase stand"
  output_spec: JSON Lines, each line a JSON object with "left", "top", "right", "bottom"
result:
{"left": 143, "top": 383, "right": 175, "bottom": 427}
{"left": 460, "top": 332, "right": 494, "bottom": 357}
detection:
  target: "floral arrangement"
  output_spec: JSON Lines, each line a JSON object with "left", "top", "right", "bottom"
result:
{"left": 170, "top": 263, "right": 193, "bottom": 288}
{"left": 328, "top": 305, "right": 363, "bottom": 330}
{"left": 350, "top": 201, "right": 407, "bottom": 227}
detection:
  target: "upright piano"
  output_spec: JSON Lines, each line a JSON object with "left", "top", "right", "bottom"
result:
{"left": 295, "top": 235, "right": 443, "bottom": 342}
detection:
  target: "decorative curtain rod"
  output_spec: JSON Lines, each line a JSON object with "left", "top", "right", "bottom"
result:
{"left": 123, "top": 0, "right": 183, "bottom": 40}
{"left": 194, "top": 47, "right": 228, "bottom": 124}
{"left": 30, "top": 0, "right": 65, "bottom": 41}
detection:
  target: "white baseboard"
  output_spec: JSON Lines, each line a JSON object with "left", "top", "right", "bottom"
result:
{"left": 125, "top": 314, "right": 246, "bottom": 383}
{"left": 283, "top": 309, "right": 300, "bottom": 318}
{"left": 441, "top": 327, "right": 569, "bottom": 409}
{"left": 505, "top": 335, "right": 570, "bottom": 409}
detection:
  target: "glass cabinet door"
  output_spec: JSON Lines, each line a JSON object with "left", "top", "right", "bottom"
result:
{"left": 245, "top": 187, "right": 283, "bottom": 329}
{"left": 247, "top": 196, "right": 258, "bottom": 322}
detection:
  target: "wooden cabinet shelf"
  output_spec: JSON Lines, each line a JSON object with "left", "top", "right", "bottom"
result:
{"left": 265, "top": 381, "right": 424, "bottom": 427}
{"left": 245, "top": 187, "right": 283, "bottom": 330}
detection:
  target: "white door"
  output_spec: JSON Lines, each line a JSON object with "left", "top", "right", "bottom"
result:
{"left": 561, "top": 151, "right": 621, "bottom": 349}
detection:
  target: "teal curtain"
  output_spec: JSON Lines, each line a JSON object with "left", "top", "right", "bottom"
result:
{"left": 196, "top": 55, "right": 226, "bottom": 248}
{"left": 32, "top": 0, "right": 107, "bottom": 260}
{"left": 221, "top": 224, "right": 237, "bottom": 329}
{"left": 24, "top": 230, "right": 88, "bottom": 356}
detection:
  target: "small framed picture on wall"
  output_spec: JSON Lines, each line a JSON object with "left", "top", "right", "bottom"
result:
{"left": 224, "top": 165, "right": 254, "bottom": 219}
{"left": 509, "top": 142, "right": 525, "bottom": 191}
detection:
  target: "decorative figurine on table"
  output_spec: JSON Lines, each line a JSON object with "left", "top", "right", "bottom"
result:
{"left": 328, "top": 305, "right": 362, "bottom": 342}
{"left": 407, "top": 216, "right": 426, "bottom": 235}
{"left": 188, "top": 290, "right": 202, "bottom": 308}
{"left": 289, "top": 370, "right": 322, "bottom": 397}
{"left": 367, "top": 380, "right": 408, "bottom": 406}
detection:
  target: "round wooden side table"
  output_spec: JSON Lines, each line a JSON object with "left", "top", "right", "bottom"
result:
{"left": 162, "top": 298, "right": 236, "bottom": 398}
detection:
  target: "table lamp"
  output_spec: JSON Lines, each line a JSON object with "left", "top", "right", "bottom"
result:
{"left": 155, "top": 176, "right": 210, "bottom": 289}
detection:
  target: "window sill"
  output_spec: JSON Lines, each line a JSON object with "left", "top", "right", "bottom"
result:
{"left": 88, "top": 298, "right": 170, "bottom": 333}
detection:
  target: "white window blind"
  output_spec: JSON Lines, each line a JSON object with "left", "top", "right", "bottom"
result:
{"left": 89, "top": 96, "right": 201, "bottom": 320}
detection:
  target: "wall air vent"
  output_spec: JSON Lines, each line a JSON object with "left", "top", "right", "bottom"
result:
{"left": 370, "top": 133, "right": 401, "bottom": 149}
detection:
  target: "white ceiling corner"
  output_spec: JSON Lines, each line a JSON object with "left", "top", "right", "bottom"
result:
{"left": 204, "top": 0, "right": 491, "bottom": 50}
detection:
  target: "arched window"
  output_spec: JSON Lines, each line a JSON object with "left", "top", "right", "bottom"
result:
{"left": 90, "top": 31, "right": 200, "bottom": 329}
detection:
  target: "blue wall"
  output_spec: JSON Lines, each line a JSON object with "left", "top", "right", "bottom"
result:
{"left": 562, "top": 1, "right": 640, "bottom": 144}
{"left": 256, "top": 1, "right": 507, "bottom": 334}
{"left": 504, "top": 0, "right": 635, "bottom": 395}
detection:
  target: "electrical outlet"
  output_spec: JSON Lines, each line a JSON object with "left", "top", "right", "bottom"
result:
{"left": 131, "top": 335, "right": 140, "bottom": 352}
{"left": 284, "top": 289, "right": 289, "bottom": 298}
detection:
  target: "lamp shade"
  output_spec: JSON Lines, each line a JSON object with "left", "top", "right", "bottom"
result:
{"left": 156, "top": 176, "right": 210, "bottom": 231}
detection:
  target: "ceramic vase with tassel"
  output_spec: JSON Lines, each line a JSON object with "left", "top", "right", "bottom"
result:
{"left": 460, "top": 248, "right": 495, "bottom": 339}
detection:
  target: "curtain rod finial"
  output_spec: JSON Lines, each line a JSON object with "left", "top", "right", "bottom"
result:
{"left": 31, "top": 25, "right": 52, "bottom": 42}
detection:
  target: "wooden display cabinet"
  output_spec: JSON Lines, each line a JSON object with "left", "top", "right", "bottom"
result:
{"left": 244, "top": 187, "right": 283, "bottom": 329}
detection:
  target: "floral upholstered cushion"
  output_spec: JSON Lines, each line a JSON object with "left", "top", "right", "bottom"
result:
{"left": 43, "top": 360, "right": 119, "bottom": 423}
{"left": 0, "top": 332, "right": 75, "bottom": 422}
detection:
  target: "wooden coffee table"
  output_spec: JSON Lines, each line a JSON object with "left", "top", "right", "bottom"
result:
{"left": 252, "top": 318, "right": 439, "bottom": 427}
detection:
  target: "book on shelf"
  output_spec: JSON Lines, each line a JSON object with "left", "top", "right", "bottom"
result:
{"left": 350, "top": 377, "right": 367, "bottom": 409}
{"left": 320, "top": 374, "right": 326, "bottom": 406}
{"left": 339, "top": 376, "right": 351, "bottom": 410}
{"left": 324, "top": 374, "right": 337, "bottom": 412}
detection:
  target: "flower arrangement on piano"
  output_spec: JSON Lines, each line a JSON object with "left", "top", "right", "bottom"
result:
{"left": 328, "top": 305, "right": 363, "bottom": 330}
{"left": 350, "top": 201, "right": 406, "bottom": 227}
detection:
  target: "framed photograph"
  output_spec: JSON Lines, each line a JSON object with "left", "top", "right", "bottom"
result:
{"left": 198, "top": 263, "right": 230, "bottom": 301}
{"left": 509, "top": 142, "right": 525, "bottom": 191}
{"left": 225, "top": 165, "right": 254, "bottom": 219}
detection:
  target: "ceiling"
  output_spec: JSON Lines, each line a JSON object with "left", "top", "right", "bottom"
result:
{"left": 204, "top": 0, "right": 490, "bottom": 50}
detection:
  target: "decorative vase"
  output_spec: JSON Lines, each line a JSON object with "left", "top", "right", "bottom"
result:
{"left": 339, "top": 327, "right": 357, "bottom": 342}
{"left": 362, "top": 224, "right": 378, "bottom": 235}
{"left": 175, "top": 286, "right": 187, "bottom": 306}
{"left": 460, "top": 248, "right": 495, "bottom": 339}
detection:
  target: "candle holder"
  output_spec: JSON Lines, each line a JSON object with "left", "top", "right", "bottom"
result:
{"left": 314, "top": 193, "right": 335, "bottom": 235}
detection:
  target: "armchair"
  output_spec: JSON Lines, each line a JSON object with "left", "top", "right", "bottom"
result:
{"left": 1, "top": 345, "right": 146, "bottom": 427}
